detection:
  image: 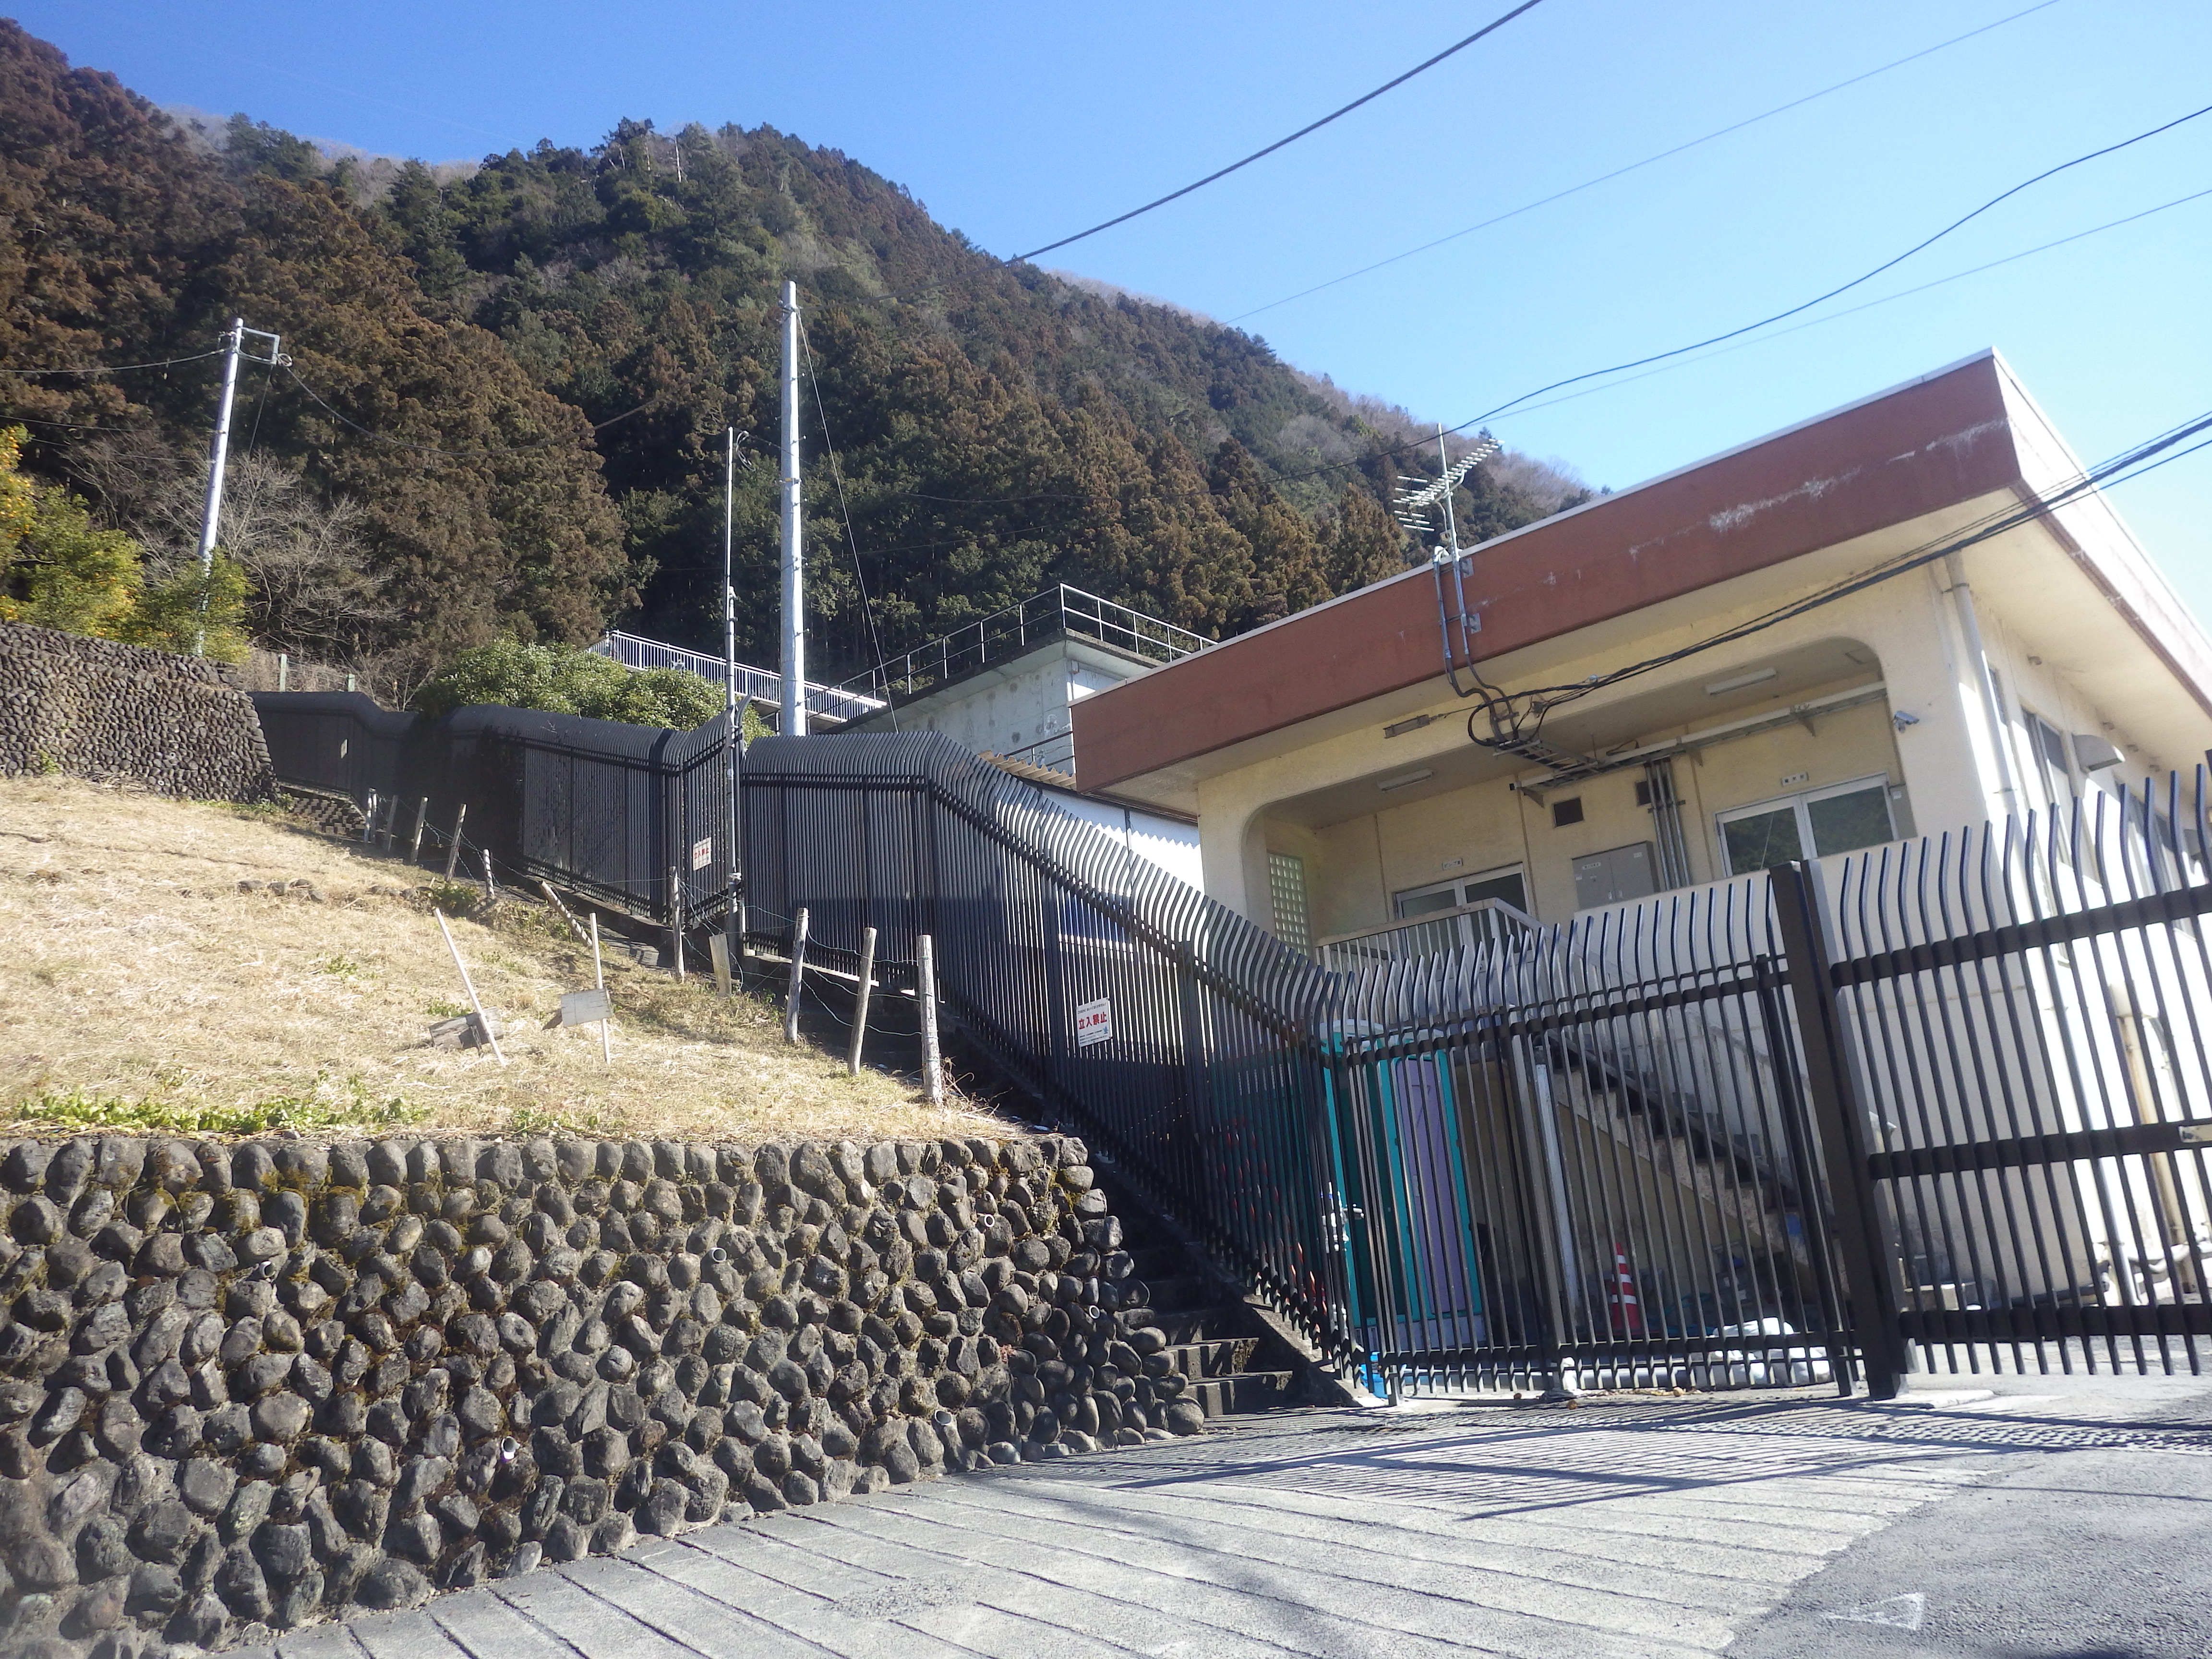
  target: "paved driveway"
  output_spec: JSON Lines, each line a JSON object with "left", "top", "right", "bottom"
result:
{"left": 236, "top": 1384, "right": 2212, "bottom": 1659}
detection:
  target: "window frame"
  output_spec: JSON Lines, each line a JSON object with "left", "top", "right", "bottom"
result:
{"left": 1393, "top": 863, "right": 1528, "bottom": 920}
{"left": 1715, "top": 773, "right": 1898, "bottom": 875}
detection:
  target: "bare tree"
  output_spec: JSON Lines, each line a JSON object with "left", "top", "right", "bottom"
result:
{"left": 69, "top": 433, "right": 396, "bottom": 663}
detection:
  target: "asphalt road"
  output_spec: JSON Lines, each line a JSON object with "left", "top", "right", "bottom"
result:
{"left": 1727, "top": 1376, "right": 2212, "bottom": 1659}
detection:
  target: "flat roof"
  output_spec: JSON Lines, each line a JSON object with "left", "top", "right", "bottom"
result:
{"left": 1075, "top": 352, "right": 2060, "bottom": 792}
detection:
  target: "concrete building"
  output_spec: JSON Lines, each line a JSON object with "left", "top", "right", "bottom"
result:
{"left": 1072, "top": 351, "right": 2212, "bottom": 955}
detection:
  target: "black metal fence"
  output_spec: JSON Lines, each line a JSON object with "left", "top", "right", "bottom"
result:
{"left": 251, "top": 692, "right": 738, "bottom": 926}
{"left": 255, "top": 693, "right": 2212, "bottom": 1397}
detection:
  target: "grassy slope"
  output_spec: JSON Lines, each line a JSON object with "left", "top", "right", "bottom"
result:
{"left": 0, "top": 776, "right": 1005, "bottom": 1146}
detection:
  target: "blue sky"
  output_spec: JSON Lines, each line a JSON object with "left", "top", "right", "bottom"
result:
{"left": 19, "top": 0, "right": 2212, "bottom": 617}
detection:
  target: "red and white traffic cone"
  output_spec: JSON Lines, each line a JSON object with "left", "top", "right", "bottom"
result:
{"left": 1607, "top": 1242, "right": 1644, "bottom": 1336}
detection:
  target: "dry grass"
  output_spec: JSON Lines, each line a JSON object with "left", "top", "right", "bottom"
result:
{"left": 0, "top": 775, "right": 1010, "bottom": 1146}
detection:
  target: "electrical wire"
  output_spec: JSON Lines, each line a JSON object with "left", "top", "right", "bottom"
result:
{"left": 1437, "top": 98, "right": 2212, "bottom": 441}
{"left": 1226, "top": 0, "right": 2068, "bottom": 324}
{"left": 1463, "top": 404, "right": 2212, "bottom": 760}
{"left": 1010, "top": 0, "right": 1549, "bottom": 263}
{"left": 798, "top": 319, "right": 897, "bottom": 727}
{"left": 0, "top": 348, "right": 226, "bottom": 377}
{"left": 281, "top": 364, "right": 661, "bottom": 457}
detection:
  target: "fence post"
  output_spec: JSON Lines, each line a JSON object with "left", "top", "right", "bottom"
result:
{"left": 409, "top": 798, "right": 429, "bottom": 866}
{"left": 1769, "top": 861, "right": 1911, "bottom": 1400}
{"left": 849, "top": 925, "right": 878, "bottom": 1076}
{"left": 362, "top": 791, "right": 378, "bottom": 845}
{"left": 917, "top": 932, "right": 943, "bottom": 1106}
{"left": 668, "top": 866, "right": 685, "bottom": 983}
{"left": 784, "top": 906, "right": 809, "bottom": 1044}
{"left": 443, "top": 804, "right": 467, "bottom": 882}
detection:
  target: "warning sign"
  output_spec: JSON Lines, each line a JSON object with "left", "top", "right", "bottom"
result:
{"left": 1074, "top": 997, "right": 1112, "bottom": 1047}
{"left": 690, "top": 836, "right": 713, "bottom": 871}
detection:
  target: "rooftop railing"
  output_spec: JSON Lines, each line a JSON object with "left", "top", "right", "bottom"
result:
{"left": 588, "top": 632, "right": 888, "bottom": 727}
{"left": 835, "top": 584, "right": 1212, "bottom": 707}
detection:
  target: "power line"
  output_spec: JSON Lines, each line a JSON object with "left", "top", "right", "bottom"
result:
{"left": 797, "top": 319, "right": 896, "bottom": 725}
{"left": 1226, "top": 0, "right": 2068, "bottom": 324}
{"left": 0, "top": 348, "right": 226, "bottom": 377}
{"left": 1465, "top": 404, "right": 2212, "bottom": 759}
{"left": 282, "top": 364, "right": 662, "bottom": 457}
{"left": 1010, "top": 0, "right": 1550, "bottom": 263}
{"left": 1436, "top": 98, "right": 2212, "bottom": 441}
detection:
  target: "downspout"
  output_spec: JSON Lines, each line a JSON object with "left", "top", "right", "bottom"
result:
{"left": 1942, "top": 553, "right": 2020, "bottom": 820}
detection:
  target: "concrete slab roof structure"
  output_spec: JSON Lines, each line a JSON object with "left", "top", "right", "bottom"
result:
{"left": 1071, "top": 351, "right": 2212, "bottom": 941}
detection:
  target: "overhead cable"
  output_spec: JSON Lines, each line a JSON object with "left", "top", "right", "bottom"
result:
{"left": 0, "top": 348, "right": 227, "bottom": 377}
{"left": 1010, "top": 0, "right": 1549, "bottom": 263}
{"left": 1463, "top": 404, "right": 2212, "bottom": 759}
{"left": 1439, "top": 97, "right": 2212, "bottom": 439}
{"left": 1228, "top": 0, "right": 2068, "bottom": 323}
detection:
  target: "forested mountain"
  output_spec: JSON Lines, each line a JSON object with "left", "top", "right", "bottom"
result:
{"left": 0, "top": 22, "right": 1592, "bottom": 692}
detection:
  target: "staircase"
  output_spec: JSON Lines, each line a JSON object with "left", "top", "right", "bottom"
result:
{"left": 1099, "top": 1172, "right": 1315, "bottom": 1422}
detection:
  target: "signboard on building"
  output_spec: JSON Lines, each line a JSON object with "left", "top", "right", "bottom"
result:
{"left": 1074, "top": 997, "right": 1112, "bottom": 1047}
{"left": 691, "top": 836, "right": 713, "bottom": 871}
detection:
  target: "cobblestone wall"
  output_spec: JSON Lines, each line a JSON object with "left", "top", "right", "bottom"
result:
{"left": 0, "top": 626, "right": 275, "bottom": 801}
{"left": 0, "top": 1131, "right": 1179, "bottom": 1658}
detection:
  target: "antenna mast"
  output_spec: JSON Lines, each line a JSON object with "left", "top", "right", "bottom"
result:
{"left": 779, "top": 282, "right": 805, "bottom": 736}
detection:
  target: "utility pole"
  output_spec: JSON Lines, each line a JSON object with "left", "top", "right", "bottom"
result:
{"left": 779, "top": 280, "right": 805, "bottom": 737}
{"left": 192, "top": 317, "right": 285, "bottom": 655}
{"left": 724, "top": 425, "right": 745, "bottom": 984}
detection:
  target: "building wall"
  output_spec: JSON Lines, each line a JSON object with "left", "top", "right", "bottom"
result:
{"left": 853, "top": 643, "right": 1138, "bottom": 771}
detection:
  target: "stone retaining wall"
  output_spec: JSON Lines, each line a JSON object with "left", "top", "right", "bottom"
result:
{"left": 0, "top": 625, "right": 275, "bottom": 801}
{"left": 0, "top": 1131, "right": 1178, "bottom": 1658}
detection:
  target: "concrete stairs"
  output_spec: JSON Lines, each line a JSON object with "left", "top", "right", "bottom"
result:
{"left": 1114, "top": 1221, "right": 1307, "bottom": 1422}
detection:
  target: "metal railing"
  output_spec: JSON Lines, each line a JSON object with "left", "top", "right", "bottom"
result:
{"left": 589, "top": 631, "right": 887, "bottom": 726}
{"left": 834, "top": 585, "right": 1213, "bottom": 706}
{"left": 250, "top": 685, "right": 2212, "bottom": 1398}
{"left": 1316, "top": 897, "right": 1537, "bottom": 971}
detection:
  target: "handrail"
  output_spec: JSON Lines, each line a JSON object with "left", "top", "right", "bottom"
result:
{"left": 1316, "top": 896, "right": 1539, "bottom": 970}
{"left": 589, "top": 631, "right": 888, "bottom": 725}
{"left": 834, "top": 584, "right": 1213, "bottom": 705}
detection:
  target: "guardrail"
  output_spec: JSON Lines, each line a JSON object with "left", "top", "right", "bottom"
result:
{"left": 835, "top": 585, "right": 1212, "bottom": 706}
{"left": 589, "top": 631, "right": 887, "bottom": 727}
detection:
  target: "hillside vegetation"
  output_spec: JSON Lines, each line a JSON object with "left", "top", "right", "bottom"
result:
{"left": 0, "top": 22, "right": 1590, "bottom": 696}
{"left": 0, "top": 776, "right": 1001, "bottom": 1144}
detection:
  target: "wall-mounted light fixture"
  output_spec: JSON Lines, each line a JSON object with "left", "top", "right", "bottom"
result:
{"left": 1377, "top": 769, "right": 1434, "bottom": 792}
{"left": 1704, "top": 667, "right": 1779, "bottom": 696}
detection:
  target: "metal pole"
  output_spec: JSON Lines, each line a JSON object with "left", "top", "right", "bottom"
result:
{"left": 848, "top": 925, "right": 878, "bottom": 1076}
{"left": 589, "top": 912, "right": 611, "bottom": 1065}
{"left": 779, "top": 280, "right": 805, "bottom": 737}
{"left": 918, "top": 932, "right": 943, "bottom": 1106}
{"left": 409, "top": 798, "right": 429, "bottom": 866}
{"left": 193, "top": 318, "right": 245, "bottom": 657}
{"left": 724, "top": 424, "right": 744, "bottom": 990}
{"left": 1769, "top": 861, "right": 1912, "bottom": 1399}
{"left": 434, "top": 909, "right": 506, "bottom": 1066}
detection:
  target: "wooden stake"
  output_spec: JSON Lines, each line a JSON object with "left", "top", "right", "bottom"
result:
{"left": 481, "top": 848, "right": 499, "bottom": 903}
{"left": 668, "top": 866, "right": 685, "bottom": 983}
{"left": 589, "top": 912, "right": 611, "bottom": 1066}
{"left": 538, "top": 879, "right": 590, "bottom": 945}
{"left": 409, "top": 797, "right": 429, "bottom": 866}
{"left": 708, "top": 932, "right": 732, "bottom": 998}
{"left": 443, "top": 804, "right": 467, "bottom": 881}
{"left": 784, "top": 906, "right": 810, "bottom": 1045}
{"left": 917, "top": 931, "right": 942, "bottom": 1105}
{"left": 434, "top": 909, "right": 506, "bottom": 1066}
{"left": 848, "top": 924, "right": 877, "bottom": 1076}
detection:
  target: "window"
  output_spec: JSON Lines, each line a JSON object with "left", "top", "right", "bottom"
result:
{"left": 1268, "top": 852, "right": 1311, "bottom": 951}
{"left": 1395, "top": 866, "right": 1528, "bottom": 919}
{"left": 2024, "top": 710, "right": 2072, "bottom": 805}
{"left": 1551, "top": 797, "right": 1584, "bottom": 828}
{"left": 1717, "top": 776, "right": 1897, "bottom": 875}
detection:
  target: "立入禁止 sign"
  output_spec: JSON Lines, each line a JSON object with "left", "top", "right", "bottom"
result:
{"left": 691, "top": 836, "right": 713, "bottom": 871}
{"left": 1074, "top": 997, "right": 1111, "bottom": 1047}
